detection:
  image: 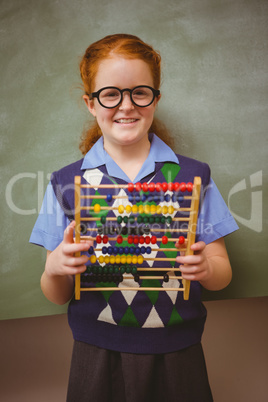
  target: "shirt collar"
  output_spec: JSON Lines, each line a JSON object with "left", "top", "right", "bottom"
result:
{"left": 81, "top": 133, "right": 179, "bottom": 182}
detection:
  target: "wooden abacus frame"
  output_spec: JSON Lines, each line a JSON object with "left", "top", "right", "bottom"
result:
{"left": 74, "top": 176, "right": 201, "bottom": 301}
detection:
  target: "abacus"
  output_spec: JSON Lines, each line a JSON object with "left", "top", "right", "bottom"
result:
{"left": 74, "top": 176, "right": 201, "bottom": 301}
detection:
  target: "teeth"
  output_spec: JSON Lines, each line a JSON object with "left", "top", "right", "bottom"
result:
{"left": 116, "top": 119, "right": 137, "bottom": 123}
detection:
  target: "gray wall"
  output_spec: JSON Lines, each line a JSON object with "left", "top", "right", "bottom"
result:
{"left": 1, "top": 0, "right": 267, "bottom": 319}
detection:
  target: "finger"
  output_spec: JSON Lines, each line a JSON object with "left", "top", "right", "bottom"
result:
{"left": 63, "top": 220, "right": 76, "bottom": 244}
{"left": 176, "top": 254, "right": 203, "bottom": 265}
{"left": 190, "top": 241, "right": 206, "bottom": 253}
{"left": 62, "top": 241, "right": 92, "bottom": 256}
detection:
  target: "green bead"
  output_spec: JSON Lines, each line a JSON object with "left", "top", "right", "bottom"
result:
{"left": 120, "top": 266, "right": 126, "bottom": 274}
{"left": 137, "top": 216, "right": 143, "bottom": 223}
{"left": 123, "top": 216, "right": 128, "bottom": 223}
{"left": 129, "top": 215, "right": 135, "bottom": 224}
{"left": 161, "top": 216, "right": 166, "bottom": 224}
{"left": 100, "top": 216, "right": 106, "bottom": 224}
{"left": 117, "top": 216, "right": 123, "bottom": 224}
{"left": 155, "top": 217, "right": 161, "bottom": 223}
{"left": 132, "top": 265, "right": 137, "bottom": 274}
{"left": 126, "top": 265, "right": 131, "bottom": 274}
{"left": 166, "top": 216, "right": 172, "bottom": 224}
{"left": 149, "top": 216, "right": 154, "bottom": 224}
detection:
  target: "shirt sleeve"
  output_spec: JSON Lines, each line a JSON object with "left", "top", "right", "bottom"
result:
{"left": 29, "top": 181, "right": 70, "bottom": 251}
{"left": 196, "top": 178, "right": 239, "bottom": 244}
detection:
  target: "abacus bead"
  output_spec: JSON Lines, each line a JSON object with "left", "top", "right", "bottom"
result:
{"left": 103, "top": 235, "right": 109, "bottom": 244}
{"left": 141, "top": 194, "right": 147, "bottom": 202}
{"left": 148, "top": 182, "right": 155, "bottom": 192}
{"left": 180, "top": 182, "right": 186, "bottom": 192}
{"left": 88, "top": 246, "right": 94, "bottom": 254}
{"left": 129, "top": 215, "right": 135, "bottom": 223}
{"left": 165, "top": 194, "right": 171, "bottom": 202}
{"left": 104, "top": 256, "right": 110, "bottom": 264}
{"left": 156, "top": 205, "right": 162, "bottom": 214}
{"left": 168, "top": 206, "right": 174, "bottom": 214}
{"left": 132, "top": 205, "right": 138, "bottom": 214}
{"left": 166, "top": 216, "right": 172, "bottom": 225}
{"left": 145, "top": 236, "right": 151, "bottom": 244}
{"left": 94, "top": 204, "right": 101, "bottom": 213}
{"left": 120, "top": 265, "right": 126, "bottom": 274}
{"left": 113, "top": 246, "right": 119, "bottom": 254}
{"left": 140, "top": 246, "right": 146, "bottom": 254}
{"left": 135, "top": 194, "right": 141, "bottom": 202}
{"left": 141, "top": 182, "right": 148, "bottom": 192}
{"left": 90, "top": 255, "right": 97, "bottom": 264}
{"left": 100, "top": 216, "right": 106, "bottom": 225}
{"left": 121, "top": 227, "right": 128, "bottom": 235}
{"left": 162, "top": 236, "right": 168, "bottom": 245}
{"left": 118, "top": 205, "right": 124, "bottom": 214}
{"left": 150, "top": 205, "right": 156, "bottom": 214}
{"left": 96, "top": 235, "right": 102, "bottom": 244}
{"left": 168, "top": 182, "right": 174, "bottom": 191}
{"left": 133, "top": 235, "right": 139, "bottom": 244}
{"left": 135, "top": 182, "right": 142, "bottom": 192}
{"left": 132, "top": 266, "right": 137, "bottom": 274}
{"left": 178, "top": 195, "right": 184, "bottom": 202}
{"left": 99, "top": 256, "right": 104, "bottom": 264}
{"left": 121, "top": 256, "right": 127, "bottom": 264}
{"left": 118, "top": 247, "right": 124, "bottom": 254}
{"left": 115, "top": 255, "right": 120, "bottom": 264}
{"left": 126, "top": 205, "right": 132, "bottom": 214}
{"left": 135, "top": 247, "right": 140, "bottom": 255}
{"left": 162, "top": 206, "right": 168, "bottom": 214}
{"left": 126, "top": 265, "right": 131, "bottom": 274}
{"left": 137, "top": 215, "right": 143, "bottom": 224}
{"left": 117, "top": 235, "right": 123, "bottom": 244}
{"left": 155, "top": 182, "right": 162, "bottom": 192}
{"left": 155, "top": 216, "right": 161, "bottom": 223}
{"left": 102, "top": 246, "right": 108, "bottom": 254}
{"left": 138, "top": 205, "right": 144, "bottom": 214}
{"left": 134, "top": 274, "right": 140, "bottom": 283}
{"left": 143, "top": 216, "right": 149, "bottom": 223}
{"left": 179, "top": 236, "right": 185, "bottom": 244}
{"left": 123, "top": 246, "right": 129, "bottom": 254}
{"left": 162, "top": 182, "right": 168, "bottom": 192}
{"left": 123, "top": 216, "right": 128, "bottom": 223}
{"left": 151, "top": 236, "right": 157, "bottom": 244}
{"left": 128, "top": 194, "right": 134, "bottom": 203}
{"left": 163, "top": 274, "right": 169, "bottom": 282}
{"left": 186, "top": 182, "right": 193, "bottom": 192}
{"left": 129, "top": 246, "right": 135, "bottom": 254}
{"left": 137, "top": 256, "right": 144, "bottom": 264}
{"left": 144, "top": 205, "right": 150, "bottom": 214}
{"left": 139, "top": 236, "right": 145, "bottom": 244}
{"left": 128, "top": 183, "right": 135, "bottom": 192}
{"left": 117, "top": 216, "right": 123, "bottom": 224}
{"left": 107, "top": 246, "right": 113, "bottom": 254}
{"left": 106, "top": 194, "right": 113, "bottom": 202}
{"left": 161, "top": 216, "right": 166, "bottom": 224}
{"left": 110, "top": 255, "right": 116, "bottom": 264}
{"left": 149, "top": 216, "right": 154, "bottom": 224}
{"left": 128, "top": 236, "right": 133, "bottom": 244}
{"left": 126, "top": 255, "right": 132, "bottom": 264}
{"left": 146, "top": 246, "right": 152, "bottom": 254}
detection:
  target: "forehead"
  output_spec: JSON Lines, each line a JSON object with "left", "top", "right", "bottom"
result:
{"left": 94, "top": 56, "right": 154, "bottom": 89}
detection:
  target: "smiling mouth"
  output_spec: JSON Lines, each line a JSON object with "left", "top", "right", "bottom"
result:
{"left": 115, "top": 118, "right": 138, "bottom": 124}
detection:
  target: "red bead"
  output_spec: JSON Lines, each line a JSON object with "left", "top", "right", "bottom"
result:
{"left": 103, "top": 235, "right": 108, "bottom": 244}
{"left": 178, "top": 236, "right": 185, "bottom": 244}
{"left": 141, "top": 182, "right": 148, "bottom": 192}
{"left": 168, "top": 182, "right": 174, "bottom": 191}
{"left": 128, "top": 183, "right": 134, "bottom": 192}
{"left": 139, "top": 236, "right": 145, "bottom": 244}
{"left": 161, "top": 182, "right": 168, "bottom": 192}
{"left": 186, "top": 182, "right": 193, "bottom": 192}
{"left": 155, "top": 182, "right": 162, "bottom": 192}
{"left": 145, "top": 236, "right": 151, "bottom": 244}
{"left": 180, "top": 182, "right": 186, "bottom": 192}
{"left": 134, "top": 235, "right": 139, "bottom": 244}
{"left": 151, "top": 236, "right": 157, "bottom": 244}
{"left": 173, "top": 182, "right": 180, "bottom": 191}
{"left": 148, "top": 182, "right": 155, "bottom": 192}
{"left": 117, "top": 235, "right": 123, "bottom": 244}
{"left": 162, "top": 235, "right": 168, "bottom": 244}
{"left": 96, "top": 235, "right": 102, "bottom": 244}
{"left": 128, "top": 236, "right": 133, "bottom": 244}
{"left": 135, "top": 182, "right": 142, "bottom": 192}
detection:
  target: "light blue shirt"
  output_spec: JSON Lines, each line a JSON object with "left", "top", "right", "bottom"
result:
{"left": 30, "top": 134, "right": 238, "bottom": 250}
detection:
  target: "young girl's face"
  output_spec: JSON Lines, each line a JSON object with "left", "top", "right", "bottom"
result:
{"left": 84, "top": 56, "right": 160, "bottom": 151}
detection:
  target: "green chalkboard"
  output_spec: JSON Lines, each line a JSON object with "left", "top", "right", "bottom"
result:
{"left": 1, "top": 0, "right": 267, "bottom": 319}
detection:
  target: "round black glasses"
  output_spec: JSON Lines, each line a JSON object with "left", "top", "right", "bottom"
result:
{"left": 88, "top": 86, "right": 160, "bottom": 109}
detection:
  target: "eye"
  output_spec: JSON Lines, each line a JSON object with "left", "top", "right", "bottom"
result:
{"left": 101, "top": 89, "right": 120, "bottom": 98}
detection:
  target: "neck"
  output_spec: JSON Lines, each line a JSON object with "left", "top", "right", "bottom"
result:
{"left": 103, "top": 136, "right": 151, "bottom": 182}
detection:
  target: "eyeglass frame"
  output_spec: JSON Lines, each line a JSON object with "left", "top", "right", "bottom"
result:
{"left": 88, "top": 85, "right": 160, "bottom": 109}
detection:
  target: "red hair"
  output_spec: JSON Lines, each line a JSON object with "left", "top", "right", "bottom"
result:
{"left": 79, "top": 34, "right": 173, "bottom": 154}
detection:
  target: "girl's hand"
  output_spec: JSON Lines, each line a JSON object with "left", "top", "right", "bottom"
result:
{"left": 45, "top": 220, "right": 92, "bottom": 278}
{"left": 175, "top": 238, "right": 232, "bottom": 290}
{"left": 175, "top": 241, "right": 212, "bottom": 283}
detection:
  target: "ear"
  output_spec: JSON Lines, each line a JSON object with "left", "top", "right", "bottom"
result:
{"left": 83, "top": 95, "right": 97, "bottom": 117}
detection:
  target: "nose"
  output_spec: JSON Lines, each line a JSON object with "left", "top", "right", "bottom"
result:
{"left": 119, "top": 91, "right": 134, "bottom": 110}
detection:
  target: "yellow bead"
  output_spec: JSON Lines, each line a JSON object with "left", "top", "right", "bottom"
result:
{"left": 168, "top": 205, "right": 174, "bottom": 214}
{"left": 115, "top": 255, "right": 121, "bottom": 264}
{"left": 118, "top": 205, "right": 124, "bottom": 214}
{"left": 125, "top": 205, "right": 132, "bottom": 214}
{"left": 120, "top": 255, "right": 127, "bottom": 264}
{"left": 132, "top": 205, "right": 138, "bottom": 214}
{"left": 104, "top": 256, "right": 110, "bottom": 264}
{"left": 132, "top": 256, "right": 138, "bottom": 264}
{"left": 126, "top": 255, "right": 132, "bottom": 264}
{"left": 94, "top": 204, "right": 101, "bottom": 213}
{"left": 150, "top": 204, "right": 156, "bottom": 214}
{"left": 138, "top": 205, "right": 144, "bottom": 214}
{"left": 90, "top": 255, "right": 97, "bottom": 264}
{"left": 144, "top": 205, "right": 151, "bottom": 214}
{"left": 110, "top": 255, "right": 115, "bottom": 264}
{"left": 162, "top": 206, "right": 168, "bottom": 214}
{"left": 137, "top": 256, "right": 144, "bottom": 264}
{"left": 99, "top": 255, "right": 104, "bottom": 264}
{"left": 156, "top": 205, "right": 162, "bottom": 214}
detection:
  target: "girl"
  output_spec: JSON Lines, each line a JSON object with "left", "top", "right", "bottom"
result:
{"left": 30, "top": 34, "right": 238, "bottom": 402}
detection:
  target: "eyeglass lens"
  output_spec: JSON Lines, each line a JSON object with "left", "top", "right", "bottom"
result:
{"left": 99, "top": 87, "right": 155, "bottom": 108}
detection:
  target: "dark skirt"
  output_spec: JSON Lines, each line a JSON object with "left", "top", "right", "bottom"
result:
{"left": 66, "top": 341, "right": 213, "bottom": 402}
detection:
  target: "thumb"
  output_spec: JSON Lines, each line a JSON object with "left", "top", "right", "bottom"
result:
{"left": 63, "top": 220, "right": 76, "bottom": 244}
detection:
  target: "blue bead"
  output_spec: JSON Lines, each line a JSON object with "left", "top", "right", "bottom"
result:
{"left": 118, "top": 247, "right": 124, "bottom": 254}
{"left": 146, "top": 247, "right": 152, "bottom": 254}
{"left": 88, "top": 246, "right": 94, "bottom": 254}
{"left": 106, "top": 194, "right": 113, "bottom": 202}
{"left": 124, "top": 247, "right": 129, "bottom": 254}
{"left": 135, "top": 194, "right": 141, "bottom": 202}
{"left": 113, "top": 247, "right": 119, "bottom": 254}
{"left": 165, "top": 194, "right": 171, "bottom": 202}
{"left": 108, "top": 246, "right": 113, "bottom": 255}
{"left": 129, "top": 247, "right": 135, "bottom": 254}
{"left": 178, "top": 195, "right": 184, "bottom": 202}
{"left": 172, "top": 194, "right": 177, "bottom": 202}
{"left": 128, "top": 194, "right": 133, "bottom": 203}
{"left": 102, "top": 246, "right": 107, "bottom": 254}
{"left": 135, "top": 247, "right": 141, "bottom": 255}
{"left": 142, "top": 194, "right": 147, "bottom": 202}
{"left": 140, "top": 246, "right": 146, "bottom": 254}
